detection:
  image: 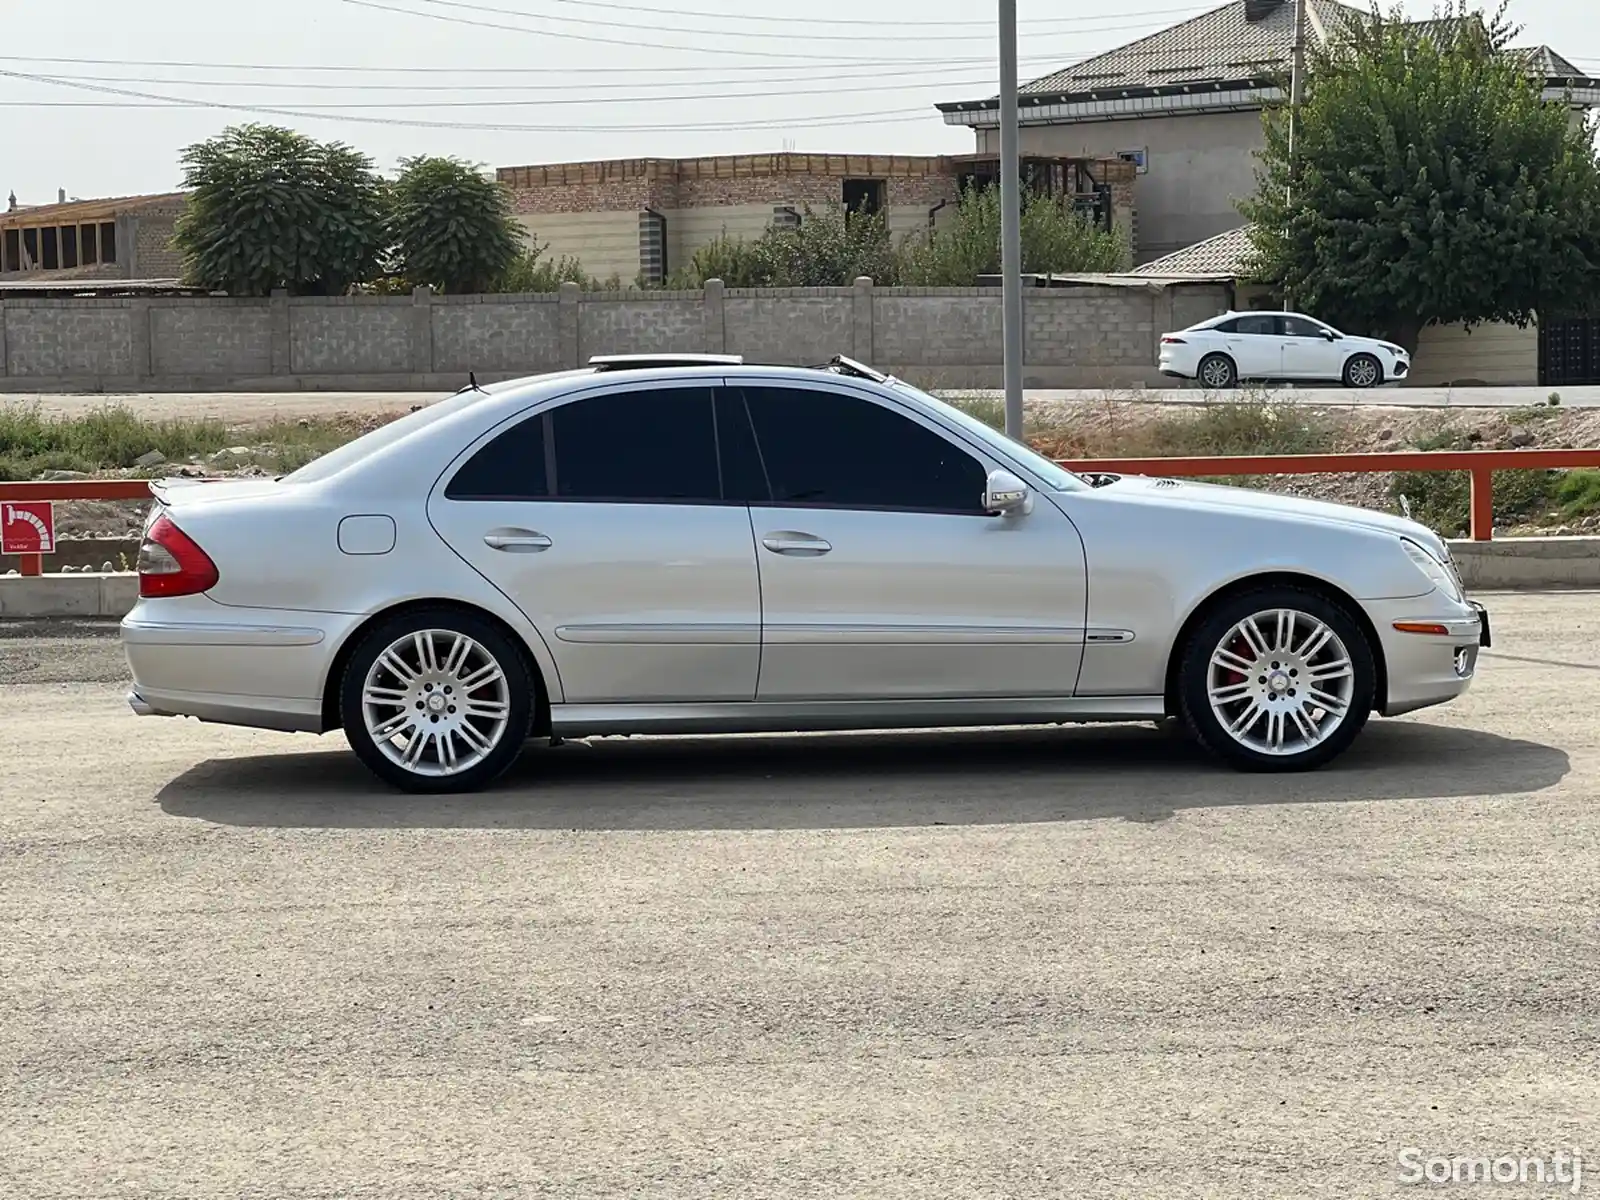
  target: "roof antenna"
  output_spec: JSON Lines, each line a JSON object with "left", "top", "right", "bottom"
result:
{"left": 469, "top": 370, "right": 479, "bottom": 390}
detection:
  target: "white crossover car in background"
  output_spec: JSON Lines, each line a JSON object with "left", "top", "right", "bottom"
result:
{"left": 1159, "top": 310, "right": 1411, "bottom": 389}
{"left": 122, "top": 354, "right": 1487, "bottom": 794}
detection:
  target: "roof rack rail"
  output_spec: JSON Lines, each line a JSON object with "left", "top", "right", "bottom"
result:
{"left": 589, "top": 353, "right": 744, "bottom": 371}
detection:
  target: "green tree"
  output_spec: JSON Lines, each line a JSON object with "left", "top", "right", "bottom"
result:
{"left": 898, "top": 184, "right": 1130, "bottom": 286}
{"left": 389, "top": 155, "right": 524, "bottom": 293}
{"left": 1240, "top": 0, "right": 1600, "bottom": 351}
{"left": 173, "top": 124, "right": 388, "bottom": 296}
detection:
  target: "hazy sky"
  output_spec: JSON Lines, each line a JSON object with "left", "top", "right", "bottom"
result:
{"left": 3, "top": 0, "right": 1591, "bottom": 203}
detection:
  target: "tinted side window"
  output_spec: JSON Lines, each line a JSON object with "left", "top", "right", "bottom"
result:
{"left": 1211, "top": 318, "right": 1239, "bottom": 334}
{"left": 1234, "top": 314, "right": 1280, "bottom": 336}
{"left": 1282, "top": 316, "right": 1324, "bottom": 337}
{"left": 551, "top": 387, "right": 720, "bottom": 502}
{"left": 739, "top": 386, "right": 987, "bottom": 513}
{"left": 714, "top": 389, "right": 770, "bottom": 503}
{"left": 445, "top": 411, "right": 549, "bottom": 501}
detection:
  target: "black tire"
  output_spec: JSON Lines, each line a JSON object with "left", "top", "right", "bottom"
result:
{"left": 1176, "top": 586, "right": 1376, "bottom": 772}
{"left": 340, "top": 607, "right": 535, "bottom": 794}
{"left": 1197, "top": 352, "right": 1238, "bottom": 390}
{"left": 1342, "top": 352, "right": 1383, "bottom": 388}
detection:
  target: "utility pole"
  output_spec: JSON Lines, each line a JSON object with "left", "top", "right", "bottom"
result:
{"left": 999, "top": 0, "right": 1025, "bottom": 440}
{"left": 1284, "top": 0, "right": 1307, "bottom": 311}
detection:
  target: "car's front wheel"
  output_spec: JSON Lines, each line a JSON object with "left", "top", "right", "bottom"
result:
{"left": 340, "top": 609, "right": 534, "bottom": 793}
{"left": 1343, "top": 353, "right": 1382, "bottom": 388}
{"left": 1176, "top": 586, "right": 1376, "bottom": 772}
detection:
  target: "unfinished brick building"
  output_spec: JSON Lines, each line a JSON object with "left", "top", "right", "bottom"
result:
{"left": 496, "top": 152, "right": 1137, "bottom": 285}
{"left": 1, "top": 192, "right": 187, "bottom": 282}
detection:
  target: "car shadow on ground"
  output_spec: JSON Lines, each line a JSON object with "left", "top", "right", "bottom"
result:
{"left": 156, "top": 719, "right": 1570, "bottom": 831}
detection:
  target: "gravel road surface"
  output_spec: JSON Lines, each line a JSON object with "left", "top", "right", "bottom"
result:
{"left": 2, "top": 592, "right": 1596, "bottom": 1198}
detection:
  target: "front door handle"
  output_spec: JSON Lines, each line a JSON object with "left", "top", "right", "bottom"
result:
{"left": 484, "top": 529, "right": 552, "bottom": 552}
{"left": 762, "top": 532, "right": 832, "bottom": 556}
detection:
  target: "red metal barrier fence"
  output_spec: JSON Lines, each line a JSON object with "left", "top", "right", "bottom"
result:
{"left": 4, "top": 448, "right": 1600, "bottom": 576}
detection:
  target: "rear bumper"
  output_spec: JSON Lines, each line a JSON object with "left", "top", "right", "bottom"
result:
{"left": 121, "top": 598, "right": 355, "bottom": 734}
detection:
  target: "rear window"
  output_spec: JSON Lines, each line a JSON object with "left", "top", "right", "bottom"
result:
{"left": 282, "top": 389, "right": 488, "bottom": 484}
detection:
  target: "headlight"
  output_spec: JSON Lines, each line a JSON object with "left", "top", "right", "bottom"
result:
{"left": 1402, "top": 537, "right": 1462, "bottom": 602}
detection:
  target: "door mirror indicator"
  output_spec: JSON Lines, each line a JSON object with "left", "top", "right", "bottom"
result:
{"left": 984, "top": 469, "right": 1032, "bottom": 515}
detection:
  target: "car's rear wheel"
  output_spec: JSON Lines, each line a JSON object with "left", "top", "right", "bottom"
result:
{"left": 1343, "top": 353, "right": 1382, "bottom": 388}
{"left": 1176, "top": 586, "right": 1375, "bottom": 772}
{"left": 340, "top": 609, "right": 533, "bottom": 793}
{"left": 1198, "top": 352, "right": 1238, "bottom": 389}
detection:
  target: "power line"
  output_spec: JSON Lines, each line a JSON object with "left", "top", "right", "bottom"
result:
{"left": 336, "top": 0, "right": 1173, "bottom": 64}
{"left": 407, "top": 0, "right": 1211, "bottom": 29}
{"left": 0, "top": 67, "right": 949, "bottom": 131}
{"left": 382, "top": 0, "right": 1212, "bottom": 43}
{"left": 0, "top": 50, "right": 1057, "bottom": 76}
{"left": 3, "top": 71, "right": 1011, "bottom": 104}
{"left": 13, "top": 69, "right": 995, "bottom": 92}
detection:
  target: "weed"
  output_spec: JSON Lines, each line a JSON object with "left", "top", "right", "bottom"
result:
{"left": 0, "top": 403, "right": 367, "bottom": 481}
{"left": 1390, "top": 468, "right": 1562, "bottom": 536}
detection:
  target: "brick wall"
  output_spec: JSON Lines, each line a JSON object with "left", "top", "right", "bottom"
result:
{"left": 0, "top": 280, "right": 1232, "bottom": 391}
{"left": 130, "top": 208, "right": 185, "bottom": 279}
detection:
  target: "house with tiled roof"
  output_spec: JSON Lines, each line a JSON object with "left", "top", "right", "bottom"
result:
{"left": 937, "top": 0, "right": 1600, "bottom": 265}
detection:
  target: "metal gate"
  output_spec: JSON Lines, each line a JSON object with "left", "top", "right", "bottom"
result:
{"left": 1540, "top": 318, "right": 1600, "bottom": 386}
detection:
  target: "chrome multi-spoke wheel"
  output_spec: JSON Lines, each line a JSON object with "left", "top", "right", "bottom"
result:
{"left": 1206, "top": 609, "right": 1355, "bottom": 756}
{"left": 341, "top": 611, "right": 533, "bottom": 793}
{"left": 1178, "top": 588, "right": 1375, "bottom": 772}
{"left": 362, "top": 629, "right": 511, "bottom": 777}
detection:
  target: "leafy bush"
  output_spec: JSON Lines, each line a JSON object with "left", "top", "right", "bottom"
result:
{"left": 174, "top": 124, "right": 388, "bottom": 296}
{"left": 389, "top": 156, "right": 524, "bottom": 293}
{"left": 495, "top": 240, "right": 603, "bottom": 292}
{"left": 898, "top": 184, "right": 1130, "bottom": 286}
{"left": 664, "top": 236, "right": 766, "bottom": 289}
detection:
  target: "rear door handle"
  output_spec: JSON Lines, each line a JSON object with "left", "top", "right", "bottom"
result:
{"left": 762, "top": 532, "right": 832, "bottom": 556}
{"left": 484, "top": 530, "right": 552, "bottom": 552}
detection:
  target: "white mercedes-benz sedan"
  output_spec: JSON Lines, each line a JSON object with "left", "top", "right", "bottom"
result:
{"left": 122, "top": 353, "right": 1488, "bottom": 793}
{"left": 1159, "top": 310, "right": 1411, "bottom": 388}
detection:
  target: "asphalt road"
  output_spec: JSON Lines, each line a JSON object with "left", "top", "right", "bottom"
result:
{"left": 3, "top": 593, "right": 1598, "bottom": 1199}
{"left": 8, "top": 383, "right": 1600, "bottom": 426}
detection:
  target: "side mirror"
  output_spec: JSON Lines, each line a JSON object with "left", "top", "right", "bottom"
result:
{"left": 985, "top": 469, "right": 1032, "bottom": 515}
{"left": 1323, "top": 329, "right": 1339, "bottom": 341}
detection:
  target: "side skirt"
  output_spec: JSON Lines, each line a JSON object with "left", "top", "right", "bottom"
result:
{"left": 548, "top": 696, "right": 1166, "bottom": 737}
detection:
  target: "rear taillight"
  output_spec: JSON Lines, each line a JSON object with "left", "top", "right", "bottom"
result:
{"left": 1161, "top": 335, "right": 1186, "bottom": 344}
{"left": 138, "top": 514, "right": 219, "bottom": 598}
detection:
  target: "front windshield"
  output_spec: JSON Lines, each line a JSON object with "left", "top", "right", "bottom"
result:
{"left": 889, "top": 380, "right": 1084, "bottom": 491}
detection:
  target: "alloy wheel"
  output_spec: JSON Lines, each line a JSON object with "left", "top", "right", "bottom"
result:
{"left": 1346, "top": 356, "right": 1380, "bottom": 387}
{"left": 1200, "top": 356, "right": 1235, "bottom": 388}
{"left": 360, "top": 628, "right": 513, "bottom": 778}
{"left": 1206, "top": 608, "right": 1357, "bottom": 756}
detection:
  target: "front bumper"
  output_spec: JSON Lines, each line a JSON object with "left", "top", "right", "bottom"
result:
{"left": 1368, "top": 593, "right": 1488, "bottom": 717}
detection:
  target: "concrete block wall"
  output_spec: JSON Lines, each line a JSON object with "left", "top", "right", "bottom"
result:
{"left": 0, "top": 280, "right": 1231, "bottom": 392}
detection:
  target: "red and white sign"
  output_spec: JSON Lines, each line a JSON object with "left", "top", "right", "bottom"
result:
{"left": 2, "top": 501, "right": 55, "bottom": 555}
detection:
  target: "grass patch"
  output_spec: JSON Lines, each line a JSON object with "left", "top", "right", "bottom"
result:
{"left": 944, "top": 393, "right": 1343, "bottom": 464}
{"left": 0, "top": 403, "right": 365, "bottom": 481}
